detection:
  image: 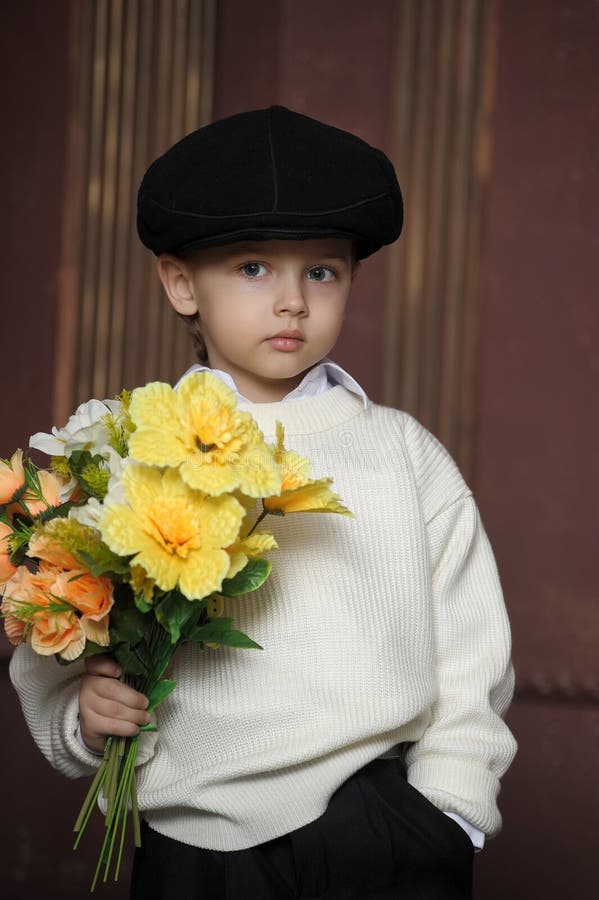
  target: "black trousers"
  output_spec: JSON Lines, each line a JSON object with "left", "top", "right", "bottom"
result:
{"left": 130, "top": 758, "right": 474, "bottom": 899}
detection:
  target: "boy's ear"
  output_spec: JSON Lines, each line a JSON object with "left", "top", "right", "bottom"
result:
{"left": 156, "top": 255, "right": 199, "bottom": 314}
{"left": 350, "top": 260, "right": 361, "bottom": 282}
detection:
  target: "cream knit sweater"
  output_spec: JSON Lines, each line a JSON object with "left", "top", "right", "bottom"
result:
{"left": 9, "top": 387, "right": 517, "bottom": 850}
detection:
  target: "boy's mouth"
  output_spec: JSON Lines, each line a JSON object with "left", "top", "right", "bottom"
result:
{"left": 268, "top": 329, "right": 305, "bottom": 351}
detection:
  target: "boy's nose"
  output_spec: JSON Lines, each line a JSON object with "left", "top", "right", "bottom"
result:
{"left": 273, "top": 276, "right": 309, "bottom": 316}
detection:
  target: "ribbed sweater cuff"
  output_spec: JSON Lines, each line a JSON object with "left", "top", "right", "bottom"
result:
{"left": 53, "top": 681, "right": 103, "bottom": 775}
{"left": 407, "top": 756, "right": 502, "bottom": 837}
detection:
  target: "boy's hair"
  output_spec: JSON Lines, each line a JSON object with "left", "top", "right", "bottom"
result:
{"left": 178, "top": 309, "right": 208, "bottom": 362}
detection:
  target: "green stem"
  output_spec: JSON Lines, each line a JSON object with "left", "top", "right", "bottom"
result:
{"left": 91, "top": 739, "right": 132, "bottom": 891}
{"left": 247, "top": 505, "right": 269, "bottom": 536}
{"left": 115, "top": 740, "right": 139, "bottom": 880}
{"left": 73, "top": 761, "right": 107, "bottom": 848}
{"left": 102, "top": 758, "right": 128, "bottom": 882}
{"left": 73, "top": 734, "right": 114, "bottom": 851}
{"left": 104, "top": 741, "right": 118, "bottom": 824}
{"left": 130, "top": 744, "right": 142, "bottom": 847}
{"left": 74, "top": 760, "right": 106, "bottom": 834}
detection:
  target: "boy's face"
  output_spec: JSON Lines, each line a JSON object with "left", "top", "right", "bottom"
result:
{"left": 158, "top": 238, "right": 358, "bottom": 402}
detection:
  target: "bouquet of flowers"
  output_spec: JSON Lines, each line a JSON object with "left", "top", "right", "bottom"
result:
{"left": 0, "top": 371, "right": 350, "bottom": 891}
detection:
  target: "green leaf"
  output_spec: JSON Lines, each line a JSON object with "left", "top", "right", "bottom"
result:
{"left": 178, "top": 600, "right": 209, "bottom": 640}
{"left": 145, "top": 679, "right": 176, "bottom": 712}
{"left": 138, "top": 722, "right": 157, "bottom": 733}
{"left": 64, "top": 449, "right": 117, "bottom": 502}
{"left": 186, "top": 616, "right": 233, "bottom": 641}
{"left": 78, "top": 640, "right": 108, "bottom": 660}
{"left": 4, "top": 520, "right": 31, "bottom": 567}
{"left": 68, "top": 449, "right": 106, "bottom": 473}
{"left": 147, "top": 639, "right": 176, "bottom": 684}
{"left": 217, "top": 630, "right": 263, "bottom": 650}
{"left": 187, "top": 617, "right": 263, "bottom": 650}
{"left": 109, "top": 586, "right": 151, "bottom": 644}
{"left": 36, "top": 500, "right": 78, "bottom": 524}
{"left": 134, "top": 593, "right": 153, "bottom": 614}
{"left": 112, "top": 643, "right": 147, "bottom": 677}
{"left": 155, "top": 591, "right": 200, "bottom": 644}
{"left": 220, "top": 558, "right": 272, "bottom": 597}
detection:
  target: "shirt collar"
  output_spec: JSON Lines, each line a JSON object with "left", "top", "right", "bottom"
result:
{"left": 175, "top": 358, "right": 369, "bottom": 408}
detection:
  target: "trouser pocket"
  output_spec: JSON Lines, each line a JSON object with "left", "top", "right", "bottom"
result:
{"left": 284, "top": 766, "right": 398, "bottom": 897}
{"left": 357, "top": 759, "right": 474, "bottom": 900}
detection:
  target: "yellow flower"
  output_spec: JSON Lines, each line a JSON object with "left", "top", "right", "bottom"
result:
{"left": 128, "top": 373, "right": 281, "bottom": 498}
{"left": 226, "top": 531, "right": 278, "bottom": 579}
{"left": 99, "top": 464, "right": 245, "bottom": 600}
{"left": 129, "top": 564, "right": 155, "bottom": 607}
{"left": 264, "top": 423, "right": 353, "bottom": 517}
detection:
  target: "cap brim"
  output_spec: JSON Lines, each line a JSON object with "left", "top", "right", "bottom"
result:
{"left": 171, "top": 227, "right": 378, "bottom": 260}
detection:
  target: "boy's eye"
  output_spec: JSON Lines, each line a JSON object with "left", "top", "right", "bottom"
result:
{"left": 240, "top": 262, "right": 267, "bottom": 277}
{"left": 308, "top": 266, "right": 335, "bottom": 282}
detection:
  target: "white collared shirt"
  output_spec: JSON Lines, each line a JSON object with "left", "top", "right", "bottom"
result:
{"left": 176, "top": 358, "right": 369, "bottom": 409}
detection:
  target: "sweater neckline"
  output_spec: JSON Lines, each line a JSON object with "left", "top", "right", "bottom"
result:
{"left": 240, "top": 386, "right": 365, "bottom": 436}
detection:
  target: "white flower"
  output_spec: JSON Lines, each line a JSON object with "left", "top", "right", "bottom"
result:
{"left": 29, "top": 398, "right": 122, "bottom": 459}
{"left": 68, "top": 449, "right": 127, "bottom": 528}
{"left": 59, "top": 477, "right": 78, "bottom": 505}
{"left": 69, "top": 497, "right": 103, "bottom": 529}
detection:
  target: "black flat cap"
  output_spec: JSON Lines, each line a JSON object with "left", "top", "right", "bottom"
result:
{"left": 137, "top": 105, "right": 403, "bottom": 260}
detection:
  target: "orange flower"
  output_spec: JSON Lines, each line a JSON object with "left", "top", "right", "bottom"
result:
{"left": 3, "top": 609, "right": 27, "bottom": 645}
{"left": 1, "top": 566, "right": 54, "bottom": 646}
{"left": 3, "top": 565, "right": 42, "bottom": 608}
{"left": 27, "top": 531, "right": 81, "bottom": 570}
{"left": 1, "top": 579, "right": 27, "bottom": 646}
{"left": 30, "top": 609, "right": 86, "bottom": 660}
{"left": 80, "top": 615, "right": 110, "bottom": 647}
{"left": 0, "top": 450, "right": 25, "bottom": 504}
{"left": 55, "top": 569, "right": 113, "bottom": 621}
{"left": 3, "top": 564, "right": 93, "bottom": 660}
{"left": 17, "top": 470, "right": 71, "bottom": 518}
{"left": 0, "top": 521, "right": 16, "bottom": 584}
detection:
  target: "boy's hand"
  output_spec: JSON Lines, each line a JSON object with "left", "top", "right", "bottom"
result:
{"left": 79, "top": 655, "right": 151, "bottom": 754}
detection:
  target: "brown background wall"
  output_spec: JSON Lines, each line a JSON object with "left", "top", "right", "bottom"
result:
{"left": 1, "top": 1, "right": 598, "bottom": 897}
{"left": 473, "top": 0, "right": 599, "bottom": 892}
{"left": 0, "top": 5, "right": 69, "bottom": 457}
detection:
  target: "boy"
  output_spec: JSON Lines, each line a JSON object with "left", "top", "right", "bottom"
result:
{"left": 10, "top": 106, "right": 516, "bottom": 899}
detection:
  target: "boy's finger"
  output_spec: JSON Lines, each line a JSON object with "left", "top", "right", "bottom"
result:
{"left": 83, "top": 711, "right": 148, "bottom": 742}
{"left": 87, "top": 699, "right": 152, "bottom": 727}
{"left": 84, "top": 655, "right": 122, "bottom": 678}
{"left": 90, "top": 676, "right": 149, "bottom": 710}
